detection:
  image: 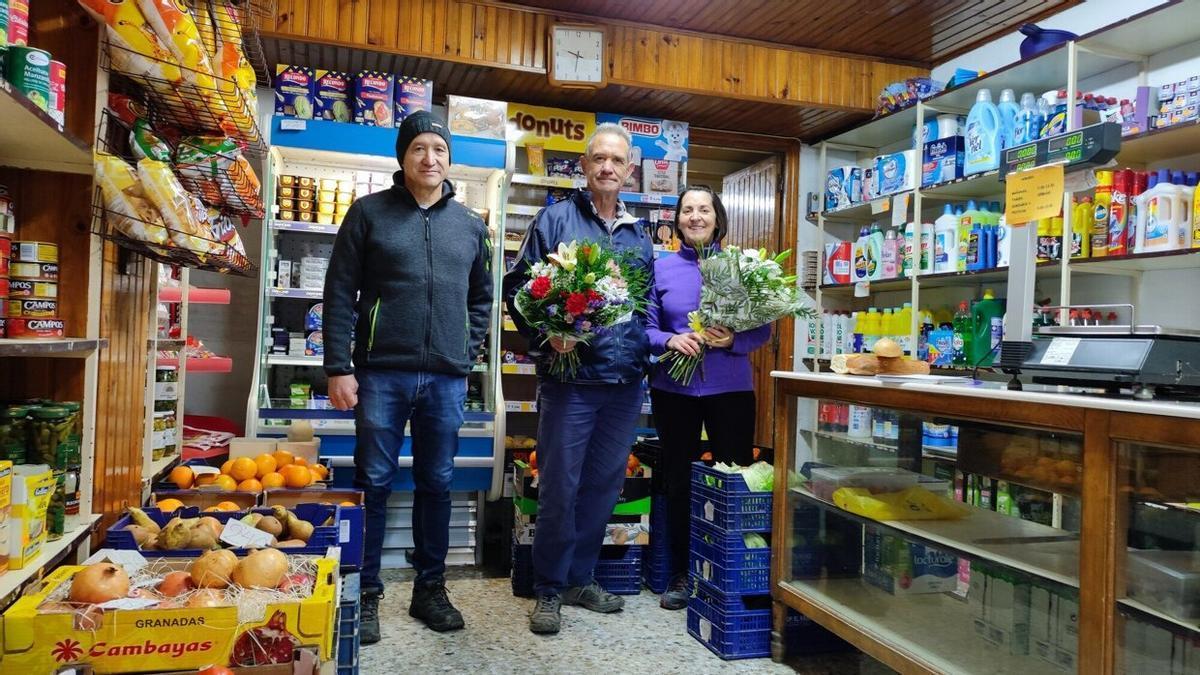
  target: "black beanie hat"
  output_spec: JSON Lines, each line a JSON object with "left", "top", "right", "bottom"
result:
{"left": 395, "top": 110, "right": 452, "bottom": 163}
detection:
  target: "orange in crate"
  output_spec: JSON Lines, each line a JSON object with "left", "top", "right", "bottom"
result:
{"left": 194, "top": 473, "right": 219, "bottom": 487}
{"left": 272, "top": 449, "right": 295, "bottom": 468}
{"left": 213, "top": 475, "right": 237, "bottom": 491}
{"left": 261, "top": 472, "right": 286, "bottom": 489}
{"left": 282, "top": 464, "right": 312, "bottom": 488}
{"left": 220, "top": 458, "right": 234, "bottom": 475}
{"left": 237, "top": 478, "right": 263, "bottom": 493}
{"left": 254, "top": 454, "right": 277, "bottom": 478}
{"left": 168, "top": 466, "right": 194, "bottom": 489}
{"left": 215, "top": 501, "right": 241, "bottom": 511}
{"left": 155, "top": 498, "right": 184, "bottom": 513}
{"left": 310, "top": 464, "right": 328, "bottom": 480}
{"left": 293, "top": 456, "right": 308, "bottom": 468}
{"left": 229, "top": 457, "right": 257, "bottom": 482}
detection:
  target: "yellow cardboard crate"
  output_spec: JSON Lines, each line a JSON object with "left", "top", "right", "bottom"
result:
{"left": 2, "top": 557, "right": 338, "bottom": 673}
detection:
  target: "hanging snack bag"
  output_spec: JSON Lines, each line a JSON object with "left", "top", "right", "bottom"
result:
{"left": 137, "top": 158, "right": 216, "bottom": 255}
{"left": 315, "top": 70, "right": 353, "bottom": 122}
{"left": 175, "top": 135, "right": 262, "bottom": 212}
{"left": 129, "top": 118, "right": 172, "bottom": 162}
{"left": 136, "top": 0, "right": 216, "bottom": 86}
{"left": 94, "top": 153, "right": 170, "bottom": 247}
{"left": 354, "top": 70, "right": 394, "bottom": 127}
{"left": 208, "top": 214, "right": 247, "bottom": 259}
{"left": 77, "top": 0, "right": 183, "bottom": 86}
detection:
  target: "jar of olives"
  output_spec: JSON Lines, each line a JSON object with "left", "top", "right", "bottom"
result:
{"left": 152, "top": 411, "right": 169, "bottom": 460}
{"left": 30, "top": 406, "right": 71, "bottom": 470}
{"left": 46, "top": 471, "right": 67, "bottom": 540}
{"left": 60, "top": 401, "right": 82, "bottom": 469}
{"left": 0, "top": 406, "right": 29, "bottom": 463}
{"left": 163, "top": 412, "right": 177, "bottom": 455}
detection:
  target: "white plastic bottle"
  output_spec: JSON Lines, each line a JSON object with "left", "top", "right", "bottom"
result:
{"left": 934, "top": 205, "right": 959, "bottom": 273}
{"left": 882, "top": 228, "right": 899, "bottom": 279}
{"left": 1135, "top": 169, "right": 1185, "bottom": 253}
{"left": 1175, "top": 171, "right": 1195, "bottom": 249}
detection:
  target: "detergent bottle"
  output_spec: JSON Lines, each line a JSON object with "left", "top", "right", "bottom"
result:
{"left": 867, "top": 223, "right": 885, "bottom": 281}
{"left": 971, "top": 290, "right": 1005, "bottom": 367}
{"left": 997, "top": 89, "right": 1021, "bottom": 148}
{"left": 934, "top": 205, "right": 959, "bottom": 273}
{"left": 1135, "top": 169, "right": 1183, "bottom": 253}
{"left": 951, "top": 302, "right": 974, "bottom": 367}
{"left": 1190, "top": 172, "right": 1200, "bottom": 249}
{"left": 1014, "top": 93, "right": 1038, "bottom": 145}
{"left": 958, "top": 200, "right": 984, "bottom": 271}
{"left": 1071, "top": 196, "right": 1092, "bottom": 259}
{"left": 882, "top": 228, "right": 899, "bottom": 279}
{"left": 1177, "top": 172, "right": 1196, "bottom": 249}
{"left": 852, "top": 226, "right": 871, "bottom": 281}
{"left": 1035, "top": 97, "right": 1052, "bottom": 139}
{"left": 965, "top": 90, "right": 1002, "bottom": 175}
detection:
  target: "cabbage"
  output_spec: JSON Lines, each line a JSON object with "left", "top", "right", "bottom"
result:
{"left": 742, "top": 532, "right": 769, "bottom": 548}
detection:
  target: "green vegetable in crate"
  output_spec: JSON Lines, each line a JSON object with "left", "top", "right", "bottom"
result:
{"left": 29, "top": 407, "right": 71, "bottom": 469}
{"left": 742, "top": 532, "right": 769, "bottom": 548}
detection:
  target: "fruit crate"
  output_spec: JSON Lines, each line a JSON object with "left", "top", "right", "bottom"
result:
{"left": 594, "top": 544, "right": 643, "bottom": 595}
{"left": 689, "top": 463, "right": 773, "bottom": 533}
{"left": 336, "top": 572, "right": 361, "bottom": 675}
{"left": 265, "top": 489, "right": 365, "bottom": 569}
{"left": 643, "top": 494, "right": 673, "bottom": 593}
{"left": 105, "top": 503, "right": 340, "bottom": 557}
{"left": 689, "top": 576, "right": 772, "bottom": 632}
{"left": 689, "top": 519, "right": 772, "bottom": 569}
{"left": 686, "top": 604, "right": 770, "bottom": 660}
{"left": 689, "top": 546, "right": 770, "bottom": 595}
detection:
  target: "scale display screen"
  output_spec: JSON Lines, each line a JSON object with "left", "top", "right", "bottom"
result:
{"left": 1046, "top": 131, "right": 1084, "bottom": 163}
{"left": 1000, "top": 123, "right": 1121, "bottom": 178}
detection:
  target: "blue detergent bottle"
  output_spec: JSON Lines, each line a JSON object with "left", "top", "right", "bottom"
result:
{"left": 965, "top": 89, "right": 1002, "bottom": 175}
{"left": 997, "top": 89, "right": 1021, "bottom": 149}
{"left": 1014, "top": 93, "right": 1037, "bottom": 145}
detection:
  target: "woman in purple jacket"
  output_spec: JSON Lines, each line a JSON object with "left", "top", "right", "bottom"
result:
{"left": 645, "top": 185, "right": 771, "bottom": 610}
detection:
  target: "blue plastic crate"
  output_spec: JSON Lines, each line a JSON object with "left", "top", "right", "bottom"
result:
{"left": 689, "top": 576, "right": 772, "bottom": 632}
{"left": 595, "top": 545, "right": 643, "bottom": 595}
{"left": 689, "top": 548, "right": 770, "bottom": 595}
{"left": 643, "top": 557, "right": 673, "bottom": 594}
{"left": 511, "top": 539, "right": 535, "bottom": 597}
{"left": 687, "top": 606, "right": 770, "bottom": 660}
{"left": 643, "top": 494, "right": 674, "bottom": 593}
{"left": 691, "top": 462, "right": 759, "bottom": 495}
{"left": 337, "top": 573, "right": 360, "bottom": 675}
{"left": 105, "top": 503, "right": 340, "bottom": 557}
{"left": 689, "top": 519, "right": 772, "bottom": 570}
{"left": 689, "top": 479, "right": 772, "bottom": 534}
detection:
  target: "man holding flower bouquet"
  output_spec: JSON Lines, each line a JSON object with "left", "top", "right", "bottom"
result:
{"left": 502, "top": 123, "right": 654, "bottom": 635}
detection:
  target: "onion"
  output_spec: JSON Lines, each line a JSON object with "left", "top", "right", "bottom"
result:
{"left": 157, "top": 571, "right": 196, "bottom": 597}
{"left": 186, "top": 588, "right": 229, "bottom": 608}
{"left": 232, "top": 548, "right": 288, "bottom": 589}
{"left": 69, "top": 563, "right": 130, "bottom": 604}
{"left": 190, "top": 549, "right": 238, "bottom": 588}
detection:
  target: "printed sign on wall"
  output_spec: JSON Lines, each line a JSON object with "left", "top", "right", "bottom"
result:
{"left": 596, "top": 113, "right": 689, "bottom": 162}
{"left": 507, "top": 103, "right": 596, "bottom": 153}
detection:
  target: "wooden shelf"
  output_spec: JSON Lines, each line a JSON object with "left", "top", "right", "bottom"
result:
{"left": 1070, "top": 249, "right": 1200, "bottom": 275}
{"left": 501, "top": 363, "right": 537, "bottom": 375}
{"left": 783, "top": 577, "right": 1068, "bottom": 675}
{"left": 922, "top": 170, "right": 1003, "bottom": 201}
{"left": 0, "top": 78, "right": 92, "bottom": 175}
{"left": 0, "top": 514, "right": 100, "bottom": 610}
{"left": 1116, "top": 120, "right": 1200, "bottom": 165}
{"left": 0, "top": 338, "right": 107, "bottom": 357}
{"left": 793, "top": 486, "right": 1079, "bottom": 587}
{"left": 267, "top": 354, "right": 321, "bottom": 366}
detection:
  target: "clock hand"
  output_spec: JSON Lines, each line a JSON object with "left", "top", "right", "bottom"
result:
{"left": 569, "top": 50, "right": 583, "bottom": 60}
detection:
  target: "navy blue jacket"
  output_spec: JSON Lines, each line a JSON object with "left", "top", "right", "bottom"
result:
{"left": 502, "top": 190, "right": 654, "bottom": 384}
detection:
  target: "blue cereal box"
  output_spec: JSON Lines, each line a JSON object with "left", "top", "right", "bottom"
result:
{"left": 273, "top": 65, "right": 315, "bottom": 119}
{"left": 825, "top": 166, "right": 860, "bottom": 211}
{"left": 354, "top": 70, "right": 395, "bottom": 127}
{"left": 314, "top": 70, "right": 353, "bottom": 122}
{"left": 395, "top": 76, "right": 433, "bottom": 125}
{"left": 922, "top": 136, "right": 965, "bottom": 187}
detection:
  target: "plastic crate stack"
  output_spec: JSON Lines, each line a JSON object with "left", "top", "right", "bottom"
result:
{"left": 686, "top": 462, "right": 774, "bottom": 660}
{"left": 643, "top": 494, "right": 673, "bottom": 593}
{"left": 335, "top": 572, "right": 361, "bottom": 675}
{"left": 511, "top": 539, "right": 645, "bottom": 596}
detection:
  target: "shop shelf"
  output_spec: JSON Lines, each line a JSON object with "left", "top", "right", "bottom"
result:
{"left": 500, "top": 363, "right": 537, "bottom": 375}
{"left": 783, "top": 576, "right": 1067, "bottom": 674}
{"left": 921, "top": 170, "right": 1003, "bottom": 200}
{"left": 506, "top": 400, "right": 538, "bottom": 413}
{"left": 156, "top": 356, "right": 233, "bottom": 373}
{"left": 511, "top": 173, "right": 584, "bottom": 189}
{"left": 267, "top": 354, "right": 322, "bottom": 367}
{"left": 503, "top": 239, "right": 523, "bottom": 252}
{"left": 146, "top": 452, "right": 182, "bottom": 485}
{"left": 269, "top": 287, "right": 324, "bottom": 300}
{"left": 1118, "top": 597, "right": 1200, "bottom": 637}
{"left": 1115, "top": 120, "right": 1200, "bottom": 166}
{"left": 1069, "top": 249, "right": 1200, "bottom": 275}
{"left": 0, "top": 338, "right": 108, "bottom": 357}
{"left": 503, "top": 317, "right": 518, "bottom": 332}
{"left": 158, "top": 287, "right": 232, "bottom": 304}
{"left": 820, "top": 195, "right": 902, "bottom": 224}
{"left": 819, "top": 276, "right": 911, "bottom": 296}
{"left": 621, "top": 191, "right": 679, "bottom": 207}
{"left": 792, "top": 486, "right": 1079, "bottom": 588}
{"left": 0, "top": 78, "right": 93, "bottom": 175}
{"left": 149, "top": 338, "right": 186, "bottom": 350}
{"left": 813, "top": 430, "right": 897, "bottom": 455}
{"left": 271, "top": 219, "right": 341, "bottom": 235}
{"left": 506, "top": 204, "right": 543, "bottom": 217}
{"left": 0, "top": 514, "right": 100, "bottom": 610}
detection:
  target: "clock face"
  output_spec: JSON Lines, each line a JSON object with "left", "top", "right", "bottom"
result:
{"left": 552, "top": 26, "right": 604, "bottom": 84}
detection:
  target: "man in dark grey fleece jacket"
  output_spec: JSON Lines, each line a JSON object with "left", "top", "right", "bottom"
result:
{"left": 323, "top": 111, "right": 492, "bottom": 641}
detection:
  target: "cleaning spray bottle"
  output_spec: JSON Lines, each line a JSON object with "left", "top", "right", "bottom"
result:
{"left": 1071, "top": 196, "right": 1092, "bottom": 259}
{"left": 1092, "top": 170, "right": 1113, "bottom": 257}
{"left": 1108, "top": 169, "right": 1132, "bottom": 257}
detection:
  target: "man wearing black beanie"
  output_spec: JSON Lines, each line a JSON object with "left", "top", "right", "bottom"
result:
{"left": 324, "top": 110, "right": 493, "bottom": 641}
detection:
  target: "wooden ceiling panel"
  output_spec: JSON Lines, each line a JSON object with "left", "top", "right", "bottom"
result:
{"left": 263, "top": 37, "right": 869, "bottom": 141}
{"left": 496, "top": 0, "right": 1080, "bottom": 65}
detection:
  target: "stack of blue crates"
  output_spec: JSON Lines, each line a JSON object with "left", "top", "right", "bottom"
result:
{"left": 335, "top": 572, "right": 361, "bottom": 675}
{"left": 686, "top": 462, "right": 773, "bottom": 660}
{"left": 511, "top": 536, "right": 644, "bottom": 596}
{"left": 643, "top": 494, "right": 673, "bottom": 593}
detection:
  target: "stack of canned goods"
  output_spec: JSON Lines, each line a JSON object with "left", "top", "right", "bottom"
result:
{"left": 7, "top": 240, "right": 63, "bottom": 339}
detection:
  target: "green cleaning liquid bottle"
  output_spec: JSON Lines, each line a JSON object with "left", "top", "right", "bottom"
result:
{"left": 970, "top": 290, "right": 1005, "bottom": 367}
{"left": 952, "top": 301, "right": 974, "bottom": 367}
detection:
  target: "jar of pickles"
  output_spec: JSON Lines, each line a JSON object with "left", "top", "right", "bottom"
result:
{"left": 152, "top": 411, "right": 169, "bottom": 460}
{"left": 0, "top": 406, "right": 29, "bottom": 463}
{"left": 30, "top": 406, "right": 71, "bottom": 470}
{"left": 46, "top": 471, "right": 67, "bottom": 540}
{"left": 163, "top": 412, "right": 177, "bottom": 455}
{"left": 60, "top": 401, "right": 82, "bottom": 469}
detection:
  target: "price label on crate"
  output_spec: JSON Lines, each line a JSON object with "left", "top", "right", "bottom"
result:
{"left": 221, "top": 517, "right": 276, "bottom": 548}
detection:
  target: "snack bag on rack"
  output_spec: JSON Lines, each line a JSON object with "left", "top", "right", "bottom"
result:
{"left": 129, "top": 119, "right": 173, "bottom": 162}
{"left": 77, "top": 0, "right": 183, "bottom": 85}
{"left": 175, "top": 135, "right": 262, "bottom": 211}
{"left": 209, "top": 213, "right": 247, "bottom": 259}
{"left": 137, "top": 0, "right": 216, "bottom": 87}
{"left": 208, "top": 1, "right": 258, "bottom": 137}
{"left": 95, "top": 153, "right": 170, "bottom": 246}
{"left": 137, "top": 158, "right": 216, "bottom": 256}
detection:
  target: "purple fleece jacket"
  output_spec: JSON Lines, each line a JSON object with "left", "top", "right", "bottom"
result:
{"left": 645, "top": 244, "right": 772, "bottom": 396}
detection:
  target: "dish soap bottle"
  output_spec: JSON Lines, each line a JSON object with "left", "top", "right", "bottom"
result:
{"left": 952, "top": 301, "right": 974, "bottom": 367}
{"left": 867, "top": 223, "right": 885, "bottom": 281}
{"left": 852, "top": 226, "right": 871, "bottom": 282}
{"left": 965, "top": 89, "right": 1002, "bottom": 175}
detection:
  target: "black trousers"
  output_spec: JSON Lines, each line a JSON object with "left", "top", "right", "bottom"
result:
{"left": 650, "top": 387, "right": 757, "bottom": 579}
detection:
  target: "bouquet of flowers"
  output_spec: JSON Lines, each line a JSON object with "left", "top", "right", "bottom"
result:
{"left": 660, "top": 246, "right": 816, "bottom": 385}
{"left": 514, "top": 240, "right": 649, "bottom": 380}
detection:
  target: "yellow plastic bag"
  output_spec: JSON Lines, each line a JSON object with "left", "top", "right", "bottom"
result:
{"left": 832, "top": 486, "right": 971, "bottom": 521}
{"left": 77, "top": 0, "right": 183, "bottom": 83}
{"left": 137, "top": 0, "right": 216, "bottom": 88}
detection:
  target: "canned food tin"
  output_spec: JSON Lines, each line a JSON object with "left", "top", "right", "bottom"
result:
{"left": 297, "top": 176, "right": 314, "bottom": 188}
{"left": 0, "top": 316, "right": 5, "bottom": 337}
{"left": 5, "top": 45, "right": 50, "bottom": 112}
{"left": 10, "top": 261, "right": 58, "bottom": 280}
{"left": 0, "top": 232, "right": 11, "bottom": 275}
{"left": 14, "top": 240, "right": 58, "bottom": 263}
{"left": 6, "top": 317, "right": 63, "bottom": 338}
{"left": 9, "top": 279, "right": 54, "bottom": 298}
{"left": 298, "top": 212, "right": 314, "bottom": 223}
{"left": 9, "top": 297, "right": 56, "bottom": 317}
{"left": 48, "top": 59, "right": 66, "bottom": 126}
{"left": 1, "top": 1, "right": 30, "bottom": 47}
{"left": 278, "top": 186, "right": 295, "bottom": 198}
{"left": 296, "top": 199, "right": 314, "bottom": 212}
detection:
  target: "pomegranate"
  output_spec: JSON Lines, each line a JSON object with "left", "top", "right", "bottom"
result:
{"left": 157, "top": 571, "right": 196, "bottom": 597}
{"left": 230, "top": 610, "right": 299, "bottom": 665}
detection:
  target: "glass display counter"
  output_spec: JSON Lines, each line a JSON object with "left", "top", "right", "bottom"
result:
{"left": 769, "top": 371, "right": 1200, "bottom": 674}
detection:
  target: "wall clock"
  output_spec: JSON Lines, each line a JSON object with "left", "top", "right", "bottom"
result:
{"left": 548, "top": 22, "right": 608, "bottom": 89}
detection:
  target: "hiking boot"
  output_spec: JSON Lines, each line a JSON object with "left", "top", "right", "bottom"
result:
{"left": 360, "top": 591, "right": 382, "bottom": 645}
{"left": 409, "top": 582, "right": 465, "bottom": 632}
{"left": 529, "top": 593, "right": 562, "bottom": 634}
{"left": 562, "top": 581, "right": 624, "bottom": 613}
{"left": 660, "top": 573, "right": 690, "bottom": 610}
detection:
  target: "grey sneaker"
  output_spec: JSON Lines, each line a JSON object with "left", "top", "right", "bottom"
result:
{"left": 660, "top": 573, "right": 689, "bottom": 610}
{"left": 529, "top": 594, "right": 562, "bottom": 634}
{"left": 562, "top": 581, "right": 624, "bottom": 613}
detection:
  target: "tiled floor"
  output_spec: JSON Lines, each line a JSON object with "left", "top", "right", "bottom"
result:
{"left": 358, "top": 568, "right": 895, "bottom": 674}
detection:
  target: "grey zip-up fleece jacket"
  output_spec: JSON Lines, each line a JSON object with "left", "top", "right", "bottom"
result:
{"left": 323, "top": 174, "right": 493, "bottom": 377}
